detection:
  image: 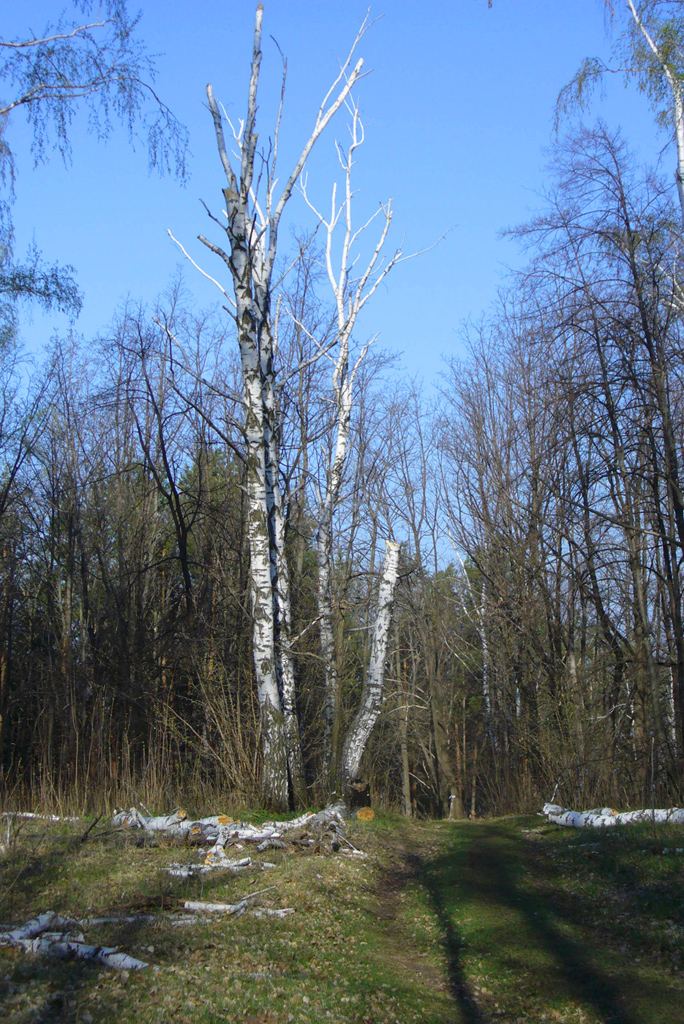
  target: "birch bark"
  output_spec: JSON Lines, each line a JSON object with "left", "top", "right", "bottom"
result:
{"left": 543, "top": 801, "right": 684, "bottom": 827}
{"left": 186, "top": 3, "right": 365, "bottom": 807}
{"left": 299, "top": 103, "right": 408, "bottom": 780}
{"left": 340, "top": 539, "right": 401, "bottom": 782}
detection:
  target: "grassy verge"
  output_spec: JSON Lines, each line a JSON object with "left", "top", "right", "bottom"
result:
{"left": 0, "top": 811, "right": 683, "bottom": 1022}
{"left": 0, "top": 812, "right": 453, "bottom": 1024}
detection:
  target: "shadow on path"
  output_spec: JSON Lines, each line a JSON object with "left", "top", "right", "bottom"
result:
{"left": 415, "top": 823, "right": 658, "bottom": 1024}
{"left": 409, "top": 851, "right": 486, "bottom": 1024}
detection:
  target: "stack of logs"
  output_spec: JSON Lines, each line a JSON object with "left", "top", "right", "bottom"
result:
{"left": 110, "top": 802, "right": 367, "bottom": 875}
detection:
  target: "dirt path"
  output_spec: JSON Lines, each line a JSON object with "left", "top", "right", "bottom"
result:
{"left": 372, "top": 840, "right": 449, "bottom": 989}
{"left": 367, "top": 818, "right": 684, "bottom": 1024}
{"left": 369, "top": 824, "right": 484, "bottom": 1023}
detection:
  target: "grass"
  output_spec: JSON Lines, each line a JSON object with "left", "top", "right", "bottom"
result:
{"left": 0, "top": 810, "right": 683, "bottom": 1022}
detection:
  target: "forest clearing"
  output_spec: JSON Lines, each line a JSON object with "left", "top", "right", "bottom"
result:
{"left": 5, "top": 2, "right": 684, "bottom": 1020}
{"left": 0, "top": 809, "right": 683, "bottom": 1023}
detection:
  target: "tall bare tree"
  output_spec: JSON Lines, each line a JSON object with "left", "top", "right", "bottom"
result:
{"left": 169, "top": 4, "right": 366, "bottom": 807}
{"left": 298, "top": 99, "right": 409, "bottom": 782}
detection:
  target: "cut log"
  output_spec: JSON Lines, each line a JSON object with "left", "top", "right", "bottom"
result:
{"left": 355, "top": 807, "right": 375, "bottom": 821}
{"left": 184, "top": 900, "right": 248, "bottom": 915}
{"left": 542, "top": 802, "right": 684, "bottom": 828}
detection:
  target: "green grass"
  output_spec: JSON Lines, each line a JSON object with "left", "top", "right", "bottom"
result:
{"left": 419, "top": 816, "right": 684, "bottom": 1023}
{"left": 0, "top": 812, "right": 683, "bottom": 1022}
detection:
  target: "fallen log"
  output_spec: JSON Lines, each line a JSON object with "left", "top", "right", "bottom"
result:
{"left": 183, "top": 884, "right": 278, "bottom": 916}
{"left": 0, "top": 812, "right": 81, "bottom": 823}
{"left": 111, "top": 802, "right": 357, "bottom": 876}
{"left": 184, "top": 899, "right": 249, "bottom": 915}
{"left": 542, "top": 802, "right": 684, "bottom": 828}
{"left": 112, "top": 802, "right": 347, "bottom": 843}
{"left": 167, "top": 854, "right": 253, "bottom": 878}
{"left": 0, "top": 912, "right": 152, "bottom": 970}
{"left": 251, "top": 907, "right": 295, "bottom": 918}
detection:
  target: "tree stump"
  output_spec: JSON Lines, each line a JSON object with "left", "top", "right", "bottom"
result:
{"left": 348, "top": 778, "right": 371, "bottom": 811}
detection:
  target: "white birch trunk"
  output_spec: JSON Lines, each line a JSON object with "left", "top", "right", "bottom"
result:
{"left": 340, "top": 540, "right": 401, "bottom": 781}
{"left": 627, "top": 0, "right": 684, "bottom": 226}
{"left": 477, "top": 576, "right": 494, "bottom": 748}
{"left": 241, "top": 293, "right": 289, "bottom": 808}
{"left": 454, "top": 551, "right": 494, "bottom": 749}
{"left": 317, "top": 519, "right": 338, "bottom": 773}
{"left": 193, "top": 7, "right": 364, "bottom": 807}
{"left": 267, "top": 389, "right": 306, "bottom": 805}
{"left": 317, "top": 366, "right": 353, "bottom": 776}
{"left": 299, "top": 103, "right": 410, "bottom": 781}
{"left": 672, "top": 81, "right": 684, "bottom": 224}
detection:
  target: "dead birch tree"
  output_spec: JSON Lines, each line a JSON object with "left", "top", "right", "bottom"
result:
{"left": 299, "top": 100, "right": 412, "bottom": 783}
{"left": 339, "top": 539, "right": 402, "bottom": 782}
{"left": 169, "top": 3, "right": 366, "bottom": 809}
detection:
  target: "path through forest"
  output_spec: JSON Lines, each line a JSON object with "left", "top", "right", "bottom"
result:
{"left": 371, "top": 817, "right": 684, "bottom": 1023}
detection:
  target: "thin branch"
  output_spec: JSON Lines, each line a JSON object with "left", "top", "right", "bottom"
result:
{"left": 166, "top": 230, "right": 237, "bottom": 312}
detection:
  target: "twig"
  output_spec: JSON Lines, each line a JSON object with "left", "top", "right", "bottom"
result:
{"left": 80, "top": 814, "right": 102, "bottom": 843}
{"left": 238, "top": 884, "right": 279, "bottom": 902}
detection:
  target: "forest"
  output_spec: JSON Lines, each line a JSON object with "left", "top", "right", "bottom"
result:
{"left": 2, "top": 0, "right": 684, "bottom": 820}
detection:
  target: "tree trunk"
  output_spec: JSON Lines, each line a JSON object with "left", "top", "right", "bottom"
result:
{"left": 340, "top": 540, "right": 400, "bottom": 782}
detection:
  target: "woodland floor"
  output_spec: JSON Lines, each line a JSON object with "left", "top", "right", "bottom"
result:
{"left": 0, "top": 811, "right": 683, "bottom": 1022}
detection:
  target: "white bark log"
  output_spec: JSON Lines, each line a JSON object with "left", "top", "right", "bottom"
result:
{"left": 210, "top": 825, "right": 282, "bottom": 846}
{"left": 166, "top": 856, "right": 252, "bottom": 878}
{"left": 3, "top": 912, "right": 65, "bottom": 941}
{"left": 340, "top": 540, "right": 401, "bottom": 781}
{"left": 110, "top": 803, "right": 351, "bottom": 879}
{"left": 0, "top": 812, "right": 80, "bottom": 822}
{"left": 265, "top": 804, "right": 345, "bottom": 830}
{"left": 113, "top": 805, "right": 342, "bottom": 840}
{"left": 184, "top": 885, "right": 277, "bottom": 915}
{"left": 251, "top": 908, "right": 295, "bottom": 918}
{"left": 184, "top": 899, "right": 248, "bottom": 914}
{"left": 112, "top": 808, "right": 188, "bottom": 831}
{"left": 542, "top": 801, "right": 684, "bottom": 827}
{"left": 0, "top": 913, "right": 151, "bottom": 971}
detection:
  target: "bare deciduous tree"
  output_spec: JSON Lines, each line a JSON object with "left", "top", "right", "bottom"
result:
{"left": 169, "top": 3, "right": 367, "bottom": 807}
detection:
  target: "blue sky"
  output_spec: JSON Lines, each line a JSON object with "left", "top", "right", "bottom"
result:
{"left": 5, "top": 0, "right": 668, "bottom": 380}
